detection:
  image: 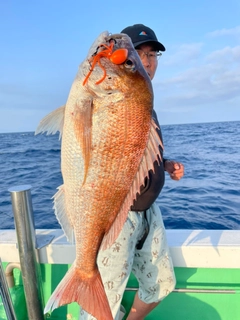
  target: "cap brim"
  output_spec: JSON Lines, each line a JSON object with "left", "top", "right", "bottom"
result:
{"left": 133, "top": 40, "right": 165, "bottom": 52}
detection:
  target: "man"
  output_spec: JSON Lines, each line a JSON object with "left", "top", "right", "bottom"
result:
{"left": 81, "top": 24, "right": 184, "bottom": 320}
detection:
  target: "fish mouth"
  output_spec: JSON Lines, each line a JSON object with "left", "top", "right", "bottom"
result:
{"left": 83, "top": 33, "right": 135, "bottom": 86}
{"left": 83, "top": 31, "right": 151, "bottom": 88}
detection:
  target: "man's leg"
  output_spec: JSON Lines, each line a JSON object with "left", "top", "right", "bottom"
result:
{"left": 129, "top": 203, "right": 176, "bottom": 319}
{"left": 126, "top": 292, "right": 159, "bottom": 320}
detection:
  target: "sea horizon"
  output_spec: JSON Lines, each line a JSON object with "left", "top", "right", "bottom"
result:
{"left": 1, "top": 119, "right": 239, "bottom": 135}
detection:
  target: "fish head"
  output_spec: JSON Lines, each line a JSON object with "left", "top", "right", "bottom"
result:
{"left": 80, "top": 31, "right": 153, "bottom": 100}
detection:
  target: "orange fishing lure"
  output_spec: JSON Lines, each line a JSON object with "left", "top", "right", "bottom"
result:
{"left": 83, "top": 41, "right": 128, "bottom": 86}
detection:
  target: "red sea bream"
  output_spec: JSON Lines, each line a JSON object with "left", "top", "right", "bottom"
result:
{"left": 35, "top": 31, "right": 163, "bottom": 320}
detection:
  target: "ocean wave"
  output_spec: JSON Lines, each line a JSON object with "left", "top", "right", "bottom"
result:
{"left": 1, "top": 121, "right": 240, "bottom": 230}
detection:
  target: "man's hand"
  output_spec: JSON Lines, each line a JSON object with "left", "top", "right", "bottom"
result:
{"left": 164, "top": 160, "right": 184, "bottom": 181}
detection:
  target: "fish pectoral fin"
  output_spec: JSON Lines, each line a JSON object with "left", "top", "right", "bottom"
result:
{"left": 101, "top": 119, "right": 163, "bottom": 250}
{"left": 35, "top": 105, "right": 65, "bottom": 139}
{"left": 53, "top": 185, "right": 75, "bottom": 243}
{"left": 140, "top": 118, "right": 164, "bottom": 173}
{"left": 74, "top": 98, "right": 93, "bottom": 183}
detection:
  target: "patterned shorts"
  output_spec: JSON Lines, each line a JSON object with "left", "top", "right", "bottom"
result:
{"left": 80, "top": 202, "right": 176, "bottom": 320}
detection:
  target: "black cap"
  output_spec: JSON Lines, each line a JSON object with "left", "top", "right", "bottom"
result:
{"left": 121, "top": 24, "right": 165, "bottom": 52}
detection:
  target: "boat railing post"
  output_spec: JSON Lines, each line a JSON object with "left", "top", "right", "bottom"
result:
{"left": 8, "top": 185, "right": 45, "bottom": 320}
{"left": 0, "top": 258, "right": 17, "bottom": 320}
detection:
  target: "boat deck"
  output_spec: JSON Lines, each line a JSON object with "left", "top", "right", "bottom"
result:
{"left": 1, "top": 229, "right": 240, "bottom": 319}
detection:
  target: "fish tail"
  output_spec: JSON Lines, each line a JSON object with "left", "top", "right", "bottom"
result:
{"left": 44, "top": 264, "right": 113, "bottom": 320}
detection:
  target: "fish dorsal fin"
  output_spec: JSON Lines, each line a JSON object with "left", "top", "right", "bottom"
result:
{"left": 53, "top": 185, "right": 75, "bottom": 243}
{"left": 35, "top": 105, "right": 65, "bottom": 138}
{"left": 101, "top": 119, "right": 163, "bottom": 250}
{"left": 74, "top": 98, "right": 93, "bottom": 184}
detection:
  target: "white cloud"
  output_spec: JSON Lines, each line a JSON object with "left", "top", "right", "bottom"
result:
{"left": 206, "top": 45, "right": 240, "bottom": 62}
{"left": 162, "top": 43, "right": 203, "bottom": 66}
{"left": 207, "top": 26, "right": 240, "bottom": 37}
{"left": 154, "top": 44, "right": 240, "bottom": 112}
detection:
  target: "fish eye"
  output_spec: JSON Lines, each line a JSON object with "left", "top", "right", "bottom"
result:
{"left": 124, "top": 59, "right": 135, "bottom": 70}
{"left": 125, "top": 60, "right": 133, "bottom": 66}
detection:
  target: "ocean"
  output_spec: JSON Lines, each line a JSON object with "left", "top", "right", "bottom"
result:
{"left": 0, "top": 121, "right": 239, "bottom": 230}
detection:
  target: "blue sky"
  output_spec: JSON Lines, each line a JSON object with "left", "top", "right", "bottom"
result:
{"left": 1, "top": 0, "right": 240, "bottom": 133}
